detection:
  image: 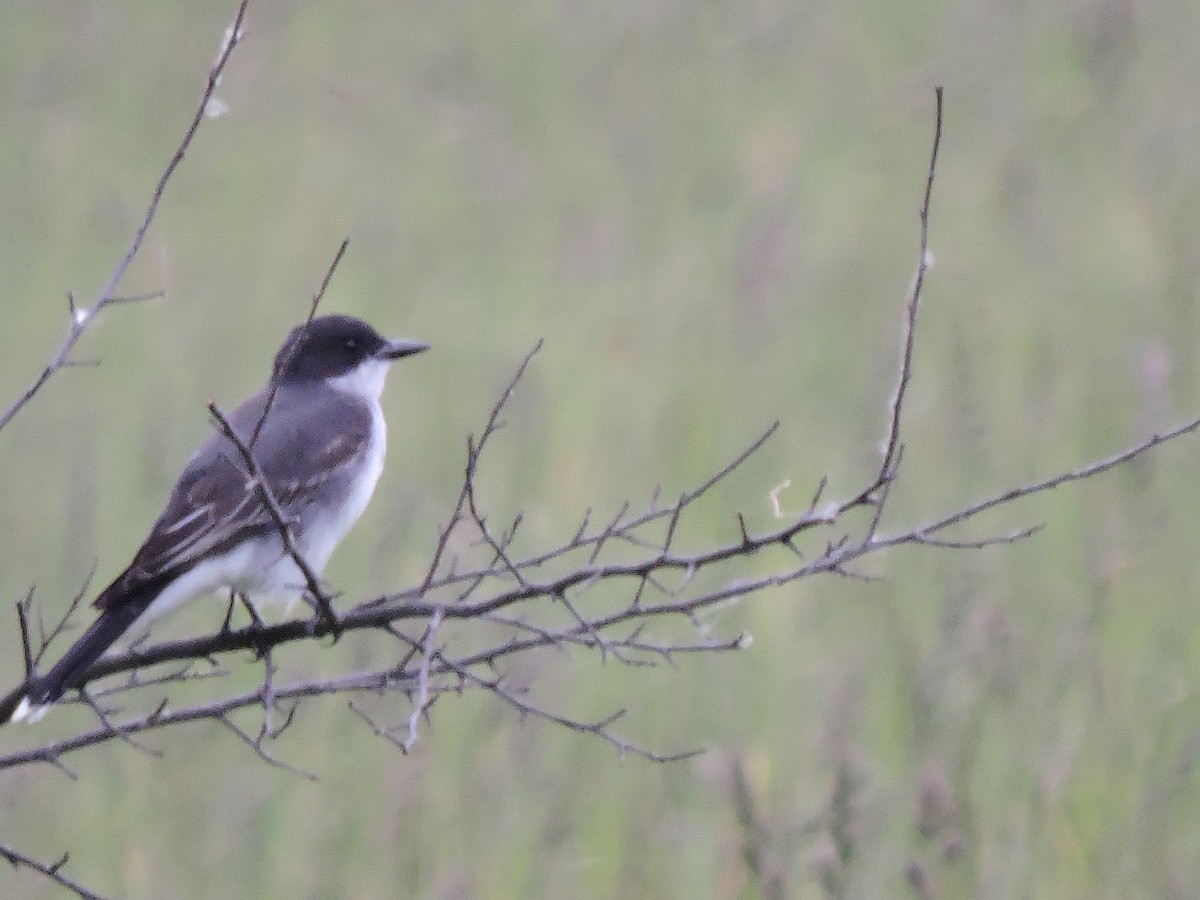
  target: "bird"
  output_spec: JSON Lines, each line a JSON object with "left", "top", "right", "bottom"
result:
{"left": 0, "top": 313, "right": 428, "bottom": 724}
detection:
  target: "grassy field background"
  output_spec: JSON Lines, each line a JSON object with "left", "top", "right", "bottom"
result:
{"left": 4, "top": 2, "right": 1200, "bottom": 897}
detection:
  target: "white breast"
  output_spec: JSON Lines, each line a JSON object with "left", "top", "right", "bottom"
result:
{"left": 303, "top": 397, "right": 386, "bottom": 574}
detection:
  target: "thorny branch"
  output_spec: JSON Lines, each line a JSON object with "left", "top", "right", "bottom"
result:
{"left": 0, "top": 843, "right": 102, "bottom": 900}
{"left": 0, "top": 5, "right": 254, "bottom": 895}
{"left": 7, "top": 82, "right": 1200, "bottom": 773}
{"left": 248, "top": 237, "right": 349, "bottom": 450}
{"left": 5, "top": 82, "right": 1200, "bottom": 899}
{"left": 0, "top": 0, "right": 251, "bottom": 435}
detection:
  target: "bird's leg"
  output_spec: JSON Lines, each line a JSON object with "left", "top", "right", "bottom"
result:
{"left": 235, "top": 592, "right": 273, "bottom": 659}
{"left": 218, "top": 590, "right": 238, "bottom": 635}
{"left": 307, "top": 590, "right": 343, "bottom": 642}
{"left": 238, "top": 592, "right": 267, "bottom": 630}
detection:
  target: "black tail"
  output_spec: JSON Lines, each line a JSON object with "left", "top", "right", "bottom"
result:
{"left": 0, "top": 595, "right": 152, "bottom": 724}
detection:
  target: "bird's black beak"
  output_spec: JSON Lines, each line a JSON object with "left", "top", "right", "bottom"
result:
{"left": 378, "top": 338, "right": 430, "bottom": 360}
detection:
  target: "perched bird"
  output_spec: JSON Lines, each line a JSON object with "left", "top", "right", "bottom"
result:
{"left": 0, "top": 314, "right": 428, "bottom": 724}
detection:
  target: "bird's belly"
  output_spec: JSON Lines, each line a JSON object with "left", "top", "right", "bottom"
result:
{"left": 135, "top": 536, "right": 290, "bottom": 625}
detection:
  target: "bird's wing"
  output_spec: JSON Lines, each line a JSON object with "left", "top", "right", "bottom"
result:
{"left": 95, "top": 385, "right": 373, "bottom": 610}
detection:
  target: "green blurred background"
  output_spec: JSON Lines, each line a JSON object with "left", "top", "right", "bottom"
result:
{"left": 3, "top": 1, "right": 1200, "bottom": 897}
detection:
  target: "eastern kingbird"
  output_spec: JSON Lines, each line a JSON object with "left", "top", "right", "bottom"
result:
{"left": 0, "top": 314, "right": 428, "bottom": 724}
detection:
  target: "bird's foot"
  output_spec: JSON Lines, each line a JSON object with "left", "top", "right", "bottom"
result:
{"left": 310, "top": 595, "right": 343, "bottom": 642}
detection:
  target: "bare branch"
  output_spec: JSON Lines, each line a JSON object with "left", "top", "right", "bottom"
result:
{"left": 860, "top": 83, "right": 944, "bottom": 506}
{"left": 5, "top": 85, "right": 1200, "bottom": 839}
{"left": 418, "top": 339, "right": 544, "bottom": 596}
{"left": 15, "top": 592, "right": 34, "bottom": 681}
{"left": 215, "top": 711, "right": 318, "bottom": 781}
{"left": 249, "top": 238, "right": 349, "bottom": 449}
{"left": 0, "top": 842, "right": 106, "bottom": 900}
{"left": 909, "top": 413, "right": 1200, "bottom": 539}
{"left": 0, "top": 0, "right": 251, "bottom": 434}
{"left": 403, "top": 606, "right": 444, "bottom": 752}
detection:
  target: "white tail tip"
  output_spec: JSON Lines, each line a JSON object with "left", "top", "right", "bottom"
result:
{"left": 11, "top": 696, "right": 49, "bottom": 724}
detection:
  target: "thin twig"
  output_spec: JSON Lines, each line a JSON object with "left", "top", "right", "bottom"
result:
{"left": 0, "top": 842, "right": 106, "bottom": 900}
{"left": 862, "top": 84, "right": 943, "bottom": 504}
{"left": 249, "top": 238, "right": 348, "bottom": 449}
{"left": 403, "top": 606, "right": 444, "bottom": 752}
{"left": 0, "top": 0, "right": 251, "bottom": 434}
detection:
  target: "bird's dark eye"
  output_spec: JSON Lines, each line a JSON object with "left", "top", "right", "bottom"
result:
{"left": 345, "top": 338, "right": 358, "bottom": 351}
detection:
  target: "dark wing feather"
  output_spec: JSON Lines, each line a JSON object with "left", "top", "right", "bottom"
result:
{"left": 95, "top": 384, "right": 372, "bottom": 610}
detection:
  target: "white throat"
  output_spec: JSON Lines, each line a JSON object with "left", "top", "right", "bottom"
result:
{"left": 328, "top": 357, "right": 390, "bottom": 403}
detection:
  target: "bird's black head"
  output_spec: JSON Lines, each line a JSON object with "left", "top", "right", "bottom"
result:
{"left": 273, "top": 314, "right": 429, "bottom": 383}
